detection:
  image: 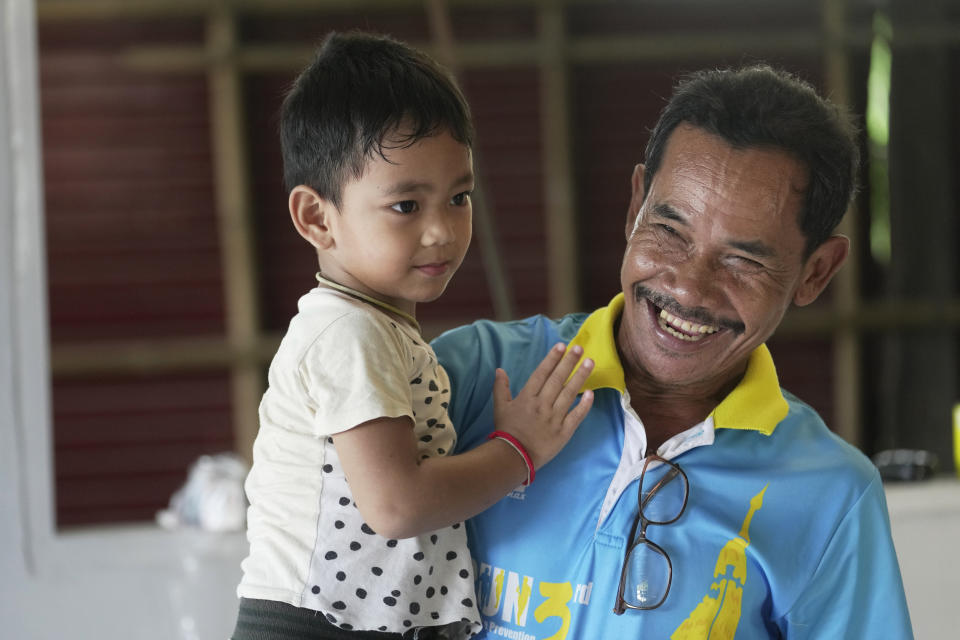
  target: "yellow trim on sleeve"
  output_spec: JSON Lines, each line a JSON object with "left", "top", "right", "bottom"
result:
{"left": 567, "top": 293, "right": 788, "bottom": 435}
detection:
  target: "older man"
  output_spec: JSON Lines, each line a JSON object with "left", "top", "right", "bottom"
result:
{"left": 433, "top": 66, "right": 912, "bottom": 639}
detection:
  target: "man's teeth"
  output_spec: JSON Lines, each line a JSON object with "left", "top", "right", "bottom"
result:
{"left": 658, "top": 309, "right": 719, "bottom": 342}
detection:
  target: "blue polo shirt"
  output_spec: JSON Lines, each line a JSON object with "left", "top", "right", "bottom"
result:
{"left": 433, "top": 294, "right": 912, "bottom": 639}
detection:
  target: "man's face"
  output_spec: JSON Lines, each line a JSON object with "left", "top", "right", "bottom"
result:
{"left": 619, "top": 124, "right": 838, "bottom": 394}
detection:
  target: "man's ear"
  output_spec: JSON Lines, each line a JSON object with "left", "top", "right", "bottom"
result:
{"left": 625, "top": 163, "right": 646, "bottom": 241}
{"left": 793, "top": 234, "right": 850, "bottom": 306}
{"left": 289, "top": 185, "right": 336, "bottom": 250}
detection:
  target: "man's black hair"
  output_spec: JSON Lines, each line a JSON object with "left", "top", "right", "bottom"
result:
{"left": 643, "top": 65, "right": 859, "bottom": 256}
{"left": 280, "top": 31, "right": 474, "bottom": 206}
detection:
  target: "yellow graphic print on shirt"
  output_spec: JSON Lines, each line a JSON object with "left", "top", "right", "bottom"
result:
{"left": 671, "top": 485, "right": 767, "bottom": 640}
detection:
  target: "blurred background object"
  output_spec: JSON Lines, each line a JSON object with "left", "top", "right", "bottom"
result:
{"left": 873, "top": 448, "right": 939, "bottom": 482}
{"left": 3, "top": 0, "right": 960, "bottom": 637}
{"left": 156, "top": 453, "right": 249, "bottom": 532}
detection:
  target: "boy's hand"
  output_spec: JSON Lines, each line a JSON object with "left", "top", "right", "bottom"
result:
{"left": 492, "top": 343, "right": 595, "bottom": 470}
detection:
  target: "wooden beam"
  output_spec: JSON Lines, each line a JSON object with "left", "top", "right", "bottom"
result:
{"left": 118, "top": 40, "right": 541, "bottom": 73}
{"left": 425, "top": 0, "right": 515, "bottom": 320}
{"left": 35, "top": 0, "right": 602, "bottom": 21}
{"left": 539, "top": 3, "right": 579, "bottom": 316}
{"left": 48, "top": 301, "right": 960, "bottom": 377}
{"left": 207, "top": 4, "right": 262, "bottom": 462}
{"left": 821, "top": 0, "right": 862, "bottom": 448}
{"left": 50, "top": 336, "right": 278, "bottom": 376}
{"left": 110, "top": 25, "right": 960, "bottom": 75}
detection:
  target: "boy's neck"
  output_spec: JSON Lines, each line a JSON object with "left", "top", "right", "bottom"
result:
{"left": 315, "top": 272, "right": 420, "bottom": 331}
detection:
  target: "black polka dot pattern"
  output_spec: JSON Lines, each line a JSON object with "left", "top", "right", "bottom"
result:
{"left": 297, "top": 316, "right": 478, "bottom": 635}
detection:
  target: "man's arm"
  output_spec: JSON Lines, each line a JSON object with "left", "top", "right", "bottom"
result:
{"left": 777, "top": 473, "right": 913, "bottom": 638}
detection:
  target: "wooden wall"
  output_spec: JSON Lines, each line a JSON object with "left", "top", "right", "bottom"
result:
{"left": 35, "top": 0, "right": 960, "bottom": 527}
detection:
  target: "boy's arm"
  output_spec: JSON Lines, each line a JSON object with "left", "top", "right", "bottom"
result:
{"left": 333, "top": 344, "right": 593, "bottom": 539}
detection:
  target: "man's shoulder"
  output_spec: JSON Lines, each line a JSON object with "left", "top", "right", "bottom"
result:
{"left": 776, "top": 389, "right": 878, "bottom": 484}
{"left": 433, "top": 311, "right": 590, "bottom": 354}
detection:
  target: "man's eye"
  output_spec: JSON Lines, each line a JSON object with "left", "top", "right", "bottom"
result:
{"left": 450, "top": 191, "right": 472, "bottom": 206}
{"left": 657, "top": 223, "right": 679, "bottom": 236}
{"left": 731, "top": 255, "right": 764, "bottom": 270}
{"left": 391, "top": 200, "right": 418, "bottom": 214}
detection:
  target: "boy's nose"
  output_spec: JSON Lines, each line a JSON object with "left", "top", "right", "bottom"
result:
{"left": 421, "top": 210, "right": 455, "bottom": 246}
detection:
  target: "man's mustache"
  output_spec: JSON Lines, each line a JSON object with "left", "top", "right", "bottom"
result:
{"left": 634, "top": 284, "right": 746, "bottom": 335}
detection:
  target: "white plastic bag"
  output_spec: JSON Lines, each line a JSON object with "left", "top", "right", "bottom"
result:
{"left": 156, "top": 453, "right": 249, "bottom": 532}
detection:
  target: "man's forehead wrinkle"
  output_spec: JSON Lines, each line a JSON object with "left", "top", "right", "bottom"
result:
{"left": 675, "top": 152, "right": 795, "bottom": 223}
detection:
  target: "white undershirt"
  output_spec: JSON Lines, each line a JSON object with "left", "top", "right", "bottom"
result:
{"left": 596, "top": 390, "right": 716, "bottom": 528}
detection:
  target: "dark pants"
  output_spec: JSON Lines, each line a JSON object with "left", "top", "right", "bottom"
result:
{"left": 232, "top": 598, "right": 461, "bottom": 640}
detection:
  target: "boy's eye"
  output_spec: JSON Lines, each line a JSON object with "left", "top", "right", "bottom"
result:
{"left": 391, "top": 200, "right": 418, "bottom": 214}
{"left": 450, "top": 191, "right": 472, "bottom": 206}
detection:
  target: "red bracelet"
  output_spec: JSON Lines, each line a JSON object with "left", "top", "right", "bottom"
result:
{"left": 488, "top": 430, "right": 535, "bottom": 486}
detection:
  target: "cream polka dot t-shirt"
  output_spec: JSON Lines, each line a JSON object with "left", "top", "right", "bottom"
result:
{"left": 238, "top": 287, "right": 481, "bottom": 637}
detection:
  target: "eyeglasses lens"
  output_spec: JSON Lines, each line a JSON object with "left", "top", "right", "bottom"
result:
{"left": 622, "top": 543, "right": 670, "bottom": 607}
{"left": 640, "top": 465, "right": 686, "bottom": 524}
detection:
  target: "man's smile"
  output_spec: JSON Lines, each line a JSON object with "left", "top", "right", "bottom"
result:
{"left": 634, "top": 284, "right": 746, "bottom": 340}
{"left": 657, "top": 308, "right": 719, "bottom": 342}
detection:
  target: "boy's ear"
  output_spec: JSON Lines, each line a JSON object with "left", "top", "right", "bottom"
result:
{"left": 793, "top": 234, "right": 849, "bottom": 306}
{"left": 289, "top": 185, "right": 336, "bottom": 250}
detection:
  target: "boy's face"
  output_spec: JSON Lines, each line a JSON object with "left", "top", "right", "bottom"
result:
{"left": 317, "top": 130, "right": 474, "bottom": 317}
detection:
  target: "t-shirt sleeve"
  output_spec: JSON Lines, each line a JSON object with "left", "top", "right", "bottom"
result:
{"left": 778, "top": 473, "right": 914, "bottom": 638}
{"left": 299, "top": 310, "right": 413, "bottom": 437}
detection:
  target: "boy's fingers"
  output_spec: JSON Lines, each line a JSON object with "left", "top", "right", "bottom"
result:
{"left": 563, "top": 389, "right": 594, "bottom": 430}
{"left": 538, "top": 345, "right": 585, "bottom": 403}
{"left": 492, "top": 368, "right": 513, "bottom": 407}
{"left": 554, "top": 357, "right": 594, "bottom": 411}
{"left": 522, "top": 342, "right": 567, "bottom": 396}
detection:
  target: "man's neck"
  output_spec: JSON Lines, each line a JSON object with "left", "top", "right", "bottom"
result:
{"left": 623, "top": 367, "right": 744, "bottom": 455}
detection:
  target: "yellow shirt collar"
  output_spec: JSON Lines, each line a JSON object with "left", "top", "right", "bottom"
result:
{"left": 568, "top": 293, "right": 788, "bottom": 435}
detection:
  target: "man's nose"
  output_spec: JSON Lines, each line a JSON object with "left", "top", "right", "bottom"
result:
{"left": 663, "top": 251, "right": 720, "bottom": 307}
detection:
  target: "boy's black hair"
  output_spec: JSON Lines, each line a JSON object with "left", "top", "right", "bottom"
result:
{"left": 643, "top": 65, "right": 859, "bottom": 257}
{"left": 280, "top": 31, "right": 474, "bottom": 206}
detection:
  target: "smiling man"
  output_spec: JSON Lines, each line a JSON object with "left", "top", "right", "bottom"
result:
{"left": 433, "top": 66, "right": 913, "bottom": 639}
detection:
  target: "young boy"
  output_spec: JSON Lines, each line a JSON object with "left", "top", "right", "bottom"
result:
{"left": 232, "top": 32, "right": 594, "bottom": 640}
